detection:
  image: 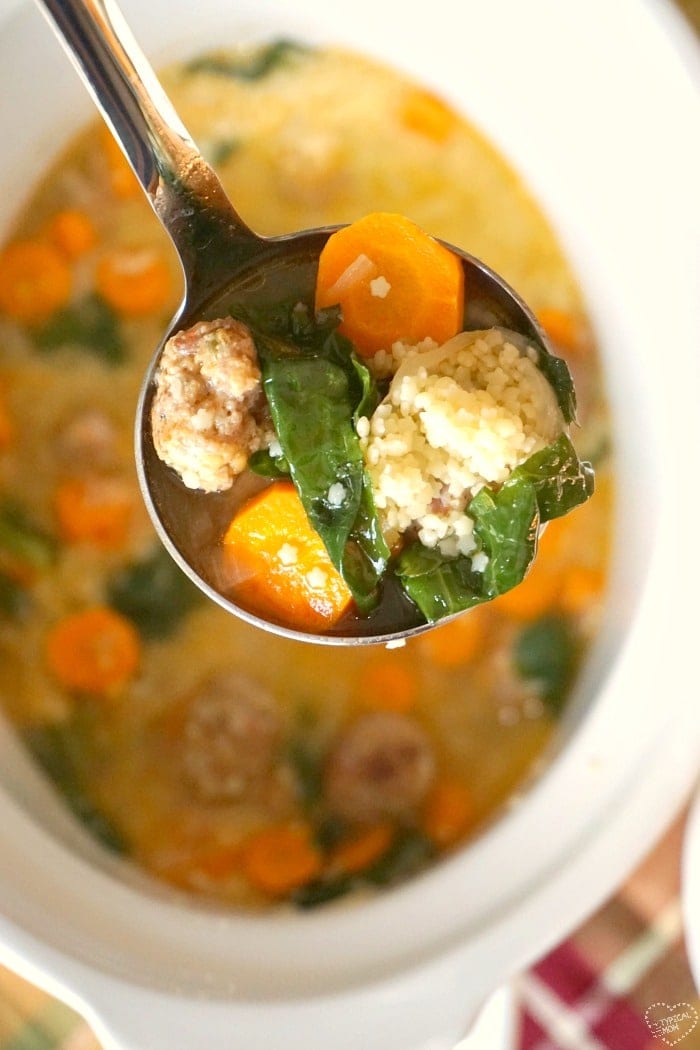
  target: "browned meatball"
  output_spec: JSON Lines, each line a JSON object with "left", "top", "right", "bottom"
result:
{"left": 151, "top": 317, "right": 273, "bottom": 493}
{"left": 179, "top": 671, "right": 282, "bottom": 803}
{"left": 324, "top": 711, "right": 436, "bottom": 823}
{"left": 55, "top": 409, "right": 120, "bottom": 473}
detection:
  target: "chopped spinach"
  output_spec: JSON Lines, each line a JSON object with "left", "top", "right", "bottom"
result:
{"left": 514, "top": 614, "right": 580, "bottom": 715}
{"left": 364, "top": 829, "right": 435, "bottom": 887}
{"left": 248, "top": 447, "right": 290, "bottom": 479}
{"left": 186, "top": 40, "right": 309, "bottom": 81}
{"left": 288, "top": 737, "right": 324, "bottom": 811}
{"left": 0, "top": 500, "right": 56, "bottom": 573}
{"left": 204, "top": 137, "right": 239, "bottom": 166}
{"left": 107, "top": 545, "right": 202, "bottom": 639}
{"left": 0, "top": 570, "right": 27, "bottom": 618}
{"left": 23, "top": 721, "right": 127, "bottom": 854}
{"left": 236, "top": 302, "right": 390, "bottom": 612}
{"left": 35, "top": 294, "right": 125, "bottom": 365}
{"left": 292, "top": 874, "right": 355, "bottom": 909}
{"left": 511, "top": 433, "right": 594, "bottom": 522}
{"left": 396, "top": 434, "right": 593, "bottom": 623}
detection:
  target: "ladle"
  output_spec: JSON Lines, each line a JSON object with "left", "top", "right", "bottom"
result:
{"left": 35, "top": 0, "right": 550, "bottom": 647}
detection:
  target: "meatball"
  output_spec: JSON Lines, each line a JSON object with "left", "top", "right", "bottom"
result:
{"left": 151, "top": 317, "right": 273, "bottom": 493}
{"left": 324, "top": 711, "right": 436, "bottom": 824}
{"left": 56, "top": 409, "right": 120, "bottom": 473}
{"left": 179, "top": 671, "right": 282, "bottom": 803}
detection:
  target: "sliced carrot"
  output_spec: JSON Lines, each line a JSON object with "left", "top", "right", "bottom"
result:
{"left": 95, "top": 248, "right": 173, "bottom": 317}
{"left": 53, "top": 476, "right": 133, "bottom": 549}
{"left": 329, "top": 823, "right": 394, "bottom": 875}
{"left": 241, "top": 822, "right": 322, "bottom": 897}
{"left": 0, "top": 240, "right": 72, "bottom": 325}
{"left": 400, "top": 87, "right": 458, "bottom": 143}
{"left": 0, "top": 386, "right": 13, "bottom": 450}
{"left": 99, "top": 123, "right": 140, "bottom": 199}
{"left": 47, "top": 209, "right": 98, "bottom": 260}
{"left": 357, "top": 657, "right": 418, "bottom": 713}
{"left": 315, "top": 212, "right": 464, "bottom": 357}
{"left": 422, "top": 777, "right": 474, "bottom": 847}
{"left": 417, "top": 608, "right": 487, "bottom": 668}
{"left": 537, "top": 308, "right": 585, "bottom": 356}
{"left": 45, "top": 606, "right": 140, "bottom": 695}
{"left": 223, "top": 480, "right": 353, "bottom": 633}
{"left": 558, "top": 565, "right": 605, "bottom": 617}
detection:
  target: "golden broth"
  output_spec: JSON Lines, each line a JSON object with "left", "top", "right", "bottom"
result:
{"left": 0, "top": 43, "right": 612, "bottom": 909}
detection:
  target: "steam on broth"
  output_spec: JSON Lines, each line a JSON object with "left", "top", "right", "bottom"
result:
{"left": 0, "top": 42, "right": 612, "bottom": 908}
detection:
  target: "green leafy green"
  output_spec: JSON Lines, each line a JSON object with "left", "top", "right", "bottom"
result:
{"left": 288, "top": 737, "right": 324, "bottom": 811}
{"left": 292, "top": 874, "right": 354, "bottom": 909}
{"left": 248, "top": 447, "right": 290, "bottom": 479}
{"left": 23, "top": 721, "right": 127, "bottom": 854}
{"left": 530, "top": 340, "right": 578, "bottom": 424}
{"left": 0, "top": 570, "right": 27, "bottom": 618}
{"left": 513, "top": 614, "right": 580, "bottom": 715}
{"left": 107, "top": 545, "right": 202, "bottom": 639}
{"left": 186, "top": 40, "right": 309, "bottom": 81}
{"left": 364, "top": 829, "right": 435, "bottom": 886}
{"left": 205, "top": 137, "right": 239, "bottom": 166}
{"left": 236, "top": 302, "right": 390, "bottom": 612}
{"left": 35, "top": 294, "right": 125, "bottom": 365}
{"left": 396, "top": 476, "right": 539, "bottom": 622}
{"left": 511, "top": 433, "right": 594, "bottom": 522}
{"left": 396, "top": 432, "right": 593, "bottom": 623}
{"left": 0, "top": 500, "right": 56, "bottom": 572}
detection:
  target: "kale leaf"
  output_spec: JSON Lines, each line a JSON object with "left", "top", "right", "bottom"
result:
{"left": 107, "top": 545, "right": 202, "bottom": 639}
{"left": 235, "top": 302, "right": 390, "bottom": 613}
{"left": 35, "top": 294, "right": 125, "bottom": 366}
{"left": 186, "top": 40, "right": 309, "bottom": 81}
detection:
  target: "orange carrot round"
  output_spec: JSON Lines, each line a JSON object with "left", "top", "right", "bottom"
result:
{"left": 0, "top": 240, "right": 72, "bottom": 324}
{"left": 99, "top": 124, "right": 140, "bottom": 200}
{"left": 422, "top": 777, "right": 474, "bottom": 847}
{"left": 357, "top": 658, "right": 418, "bottom": 713}
{"left": 417, "top": 609, "right": 487, "bottom": 668}
{"left": 329, "top": 823, "right": 393, "bottom": 875}
{"left": 241, "top": 822, "right": 322, "bottom": 897}
{"left": 0, "top": 386, "right": 13, "bottom": 450}
{"left": 315, "top": 212, "right": 464, "bottom": 357}
{"left": 95, "top": 248, "right": 173, "bottom": 317}
{"left": 53, "top": 476, "right": 133, "bottom": 549}
{"left": 400, "top": 88, "right": 458, "bottom": 143}
{"left": 47, "top": 209, "right": 98, "bottom": 260}
{"left": 45, "top": 606, "right": 140, "bottom": 695}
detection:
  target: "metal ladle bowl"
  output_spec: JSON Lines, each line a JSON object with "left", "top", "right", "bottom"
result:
{"left": 36, "top": 0, "right": 550, "bottom": 647}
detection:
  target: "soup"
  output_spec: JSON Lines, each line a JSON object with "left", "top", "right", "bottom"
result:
{"left": 0, "top": 42, "right": 612, "bottom": 909}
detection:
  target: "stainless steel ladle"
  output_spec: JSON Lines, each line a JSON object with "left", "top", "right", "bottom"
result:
{"left": 35, "top": 0, "right": 550, "bottom": 647}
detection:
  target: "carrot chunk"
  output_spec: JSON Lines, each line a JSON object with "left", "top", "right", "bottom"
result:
{"left": 53, "top": 476, "right": 133, "bottom": 549}
{"left": 357, "top": 658, "right": 418, "bottom": 713}
{"left": 537, "top": 308, "right": 585, "bottom": 356}
{"left": 47, "top": 209, "right": 98, "bottom": 260}
{"left": 329, "top": 823, "right": 394, "bottom": 875}
{"left": 399, "top": 88, "right": 458, "bottom": 143}
{"left": 417, "top": 608, "right": 487, "bottom": 668}
{"left": 45, "top": 606, "right": 140, "bottom": 695}
{"left": 315, "top": 212, "right": 464, "bottom": 357}
{"left": 558, "top": 565, "right": 605, "bottom": 617}
{"left": 99, "top": 124, "right": 140, "bottom": 200}
{"left": 95, "top": 248, "right": 173, "bottom": 317}
{"left": 0, "top": 240, "right": 72, "bottom": 325}
{"left": 241, "top": 822, "right": 322, "bottom": 897}
{"left": 422, "top": 777, "right": 474, "bottom": 847}
{"left": 223, "top": 480, "right": 353, "bottom": 632}
{"left": 0, "top": 385, "right": 13, "bottom": 450}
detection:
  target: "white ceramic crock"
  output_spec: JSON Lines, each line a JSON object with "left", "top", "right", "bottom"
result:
{"left": 1, "top": 2, "right": 699, "bottom": 1048}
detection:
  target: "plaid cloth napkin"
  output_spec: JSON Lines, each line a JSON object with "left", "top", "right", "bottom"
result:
{"left": 0, "top": 801, "right": 698, "bottom": 1050}
{"left": 515, "top": 806, "right": 700, "bottom": 1050}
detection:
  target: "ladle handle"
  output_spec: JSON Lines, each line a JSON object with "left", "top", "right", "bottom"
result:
{"left": 33, "top": 0, "right": 265, "bottom": 307}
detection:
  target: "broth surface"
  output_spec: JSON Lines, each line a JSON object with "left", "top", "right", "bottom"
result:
{"left": 0, "top": 43, "right": 612, "bottom": 909}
